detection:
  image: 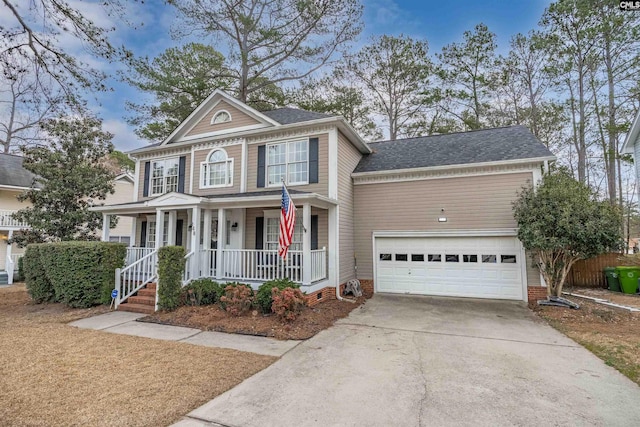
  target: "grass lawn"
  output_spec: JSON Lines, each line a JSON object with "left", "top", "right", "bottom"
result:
{"left": 0, "top": 285, "right": 276, "bottom": 427}
{"left": 534, "top": 290, "right": 640, "bottom": 386}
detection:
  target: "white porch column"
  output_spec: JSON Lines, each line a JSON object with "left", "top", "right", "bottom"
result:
{"left": 155, "top": 209, "right": 165, "bottom": 251}
{"left": 130, "top": 218, "right": 138, "bottom": 247}
{"left": 191, "top": 207, "right": 201, "bottom": 279}
{"left": 167, "top": 210, "right": 177, "bottom": 246}
{"left": 101, "top": 214, "right": 111, "bottom": 242}
{"left": 7, "top": 230, "right": 13, "bottom": 285}
{"left": 203, "top": 209, "right": 213, "bottom": 276}
{"left": 302, "top": 203, "right": 311, "bottom": 286}
{"left": 216, "top": 208, "right": 226, "bottom": 279}
{"left": 328, "top": 205, "right": 339, "bottom": 288}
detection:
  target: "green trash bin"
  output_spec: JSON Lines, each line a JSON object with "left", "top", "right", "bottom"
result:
{"left": 604, "top": 267, "right": 621, "bottom": 292}
{"left": 615, "top": 266, "right": 640, "bottom": 295}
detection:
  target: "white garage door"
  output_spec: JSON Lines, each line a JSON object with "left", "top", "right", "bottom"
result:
{"left": 375, "top": 236, "right": 524, "bottom": 300}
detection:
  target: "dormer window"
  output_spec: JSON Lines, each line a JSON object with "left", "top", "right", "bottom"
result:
{"left": 201, "top": 148, "right": 233, "bottom": 188}
{"left": 211, "top": 110, "right": 231, "bottom": 124}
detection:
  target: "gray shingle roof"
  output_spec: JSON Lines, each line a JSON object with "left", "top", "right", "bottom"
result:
{"left": 354, "top": 126, "right": 554, "bottom": 173}
{"left": 262, "top": 108, "right": 335, "bottom": 125}
{"left": 0, "top": 153, "right": 38, "bottom": 188}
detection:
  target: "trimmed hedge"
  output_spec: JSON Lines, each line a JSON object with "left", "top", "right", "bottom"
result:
{"left": 43, "top": 241, "right": 126, "bottom": 308}
{"left": 255, "top": 278, "right": 300, "bottom": 313}
{"left": 23, "top": 244, "right": 56, "bottom": 303}
{"left": 181, "top": 278, "right": 224, "bottom": 306}
{"left": 158, "top": 246, "right": 185, "bottom": 311}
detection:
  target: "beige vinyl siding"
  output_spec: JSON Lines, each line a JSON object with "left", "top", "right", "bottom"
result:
{"left": 244, "top": 207, "right": 328, "bottom": 251}
{"left": 138, "top": 153, "right": 191, "bottom": 201}
{"left": 186, "top": 100, "right": 261, "bottom": 137}
{"left": 104, "top": 179, "right": 135, "bottom": 238}
{"left": 337, "top": 131, "right": 362, "bottom": 283}
{"left": 526, "top": 250, "right": 541, "bottom": 287}
{"left": 0, "top": 189, "right": 26, "bottom": 210}
{"left": 353, "top": 172, "right": 534, "bottom": 278}
{"left": 246, "top": 133, "right": 329, "bottom": 196}
{"left": 192, "top": 144, "right": 242, "bottom": 196}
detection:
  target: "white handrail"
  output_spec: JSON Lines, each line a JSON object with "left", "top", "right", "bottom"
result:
{"left": 310, "top": 247, "right": 327, "bottom": 282}
{"left": 125, "top": 247, "right": 154, "bottom": 266}
{"left": 114, "top": 249, "right": 158, "bottom": 309}
{"left": 182, "top": 250, "right": 196, "bottom": 285}
{"left": 0, "top": 210, "right": 29, "bottom": 228}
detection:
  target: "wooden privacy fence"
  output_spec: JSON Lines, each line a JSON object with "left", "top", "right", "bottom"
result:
{"left": 566, "top": 253, "right": 628, "bottom": 288}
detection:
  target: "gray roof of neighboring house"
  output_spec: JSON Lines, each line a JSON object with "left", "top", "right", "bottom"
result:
{"left": 0, "top": 153, "right": 38, "bottom": 188}
{"left": 354, "top": 125, "right": 555, "bottom": 173}
{"left": 262, "top": 108, "right": 335, "bottom": 125}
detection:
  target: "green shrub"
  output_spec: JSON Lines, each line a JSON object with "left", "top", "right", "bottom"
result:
{"left": 23, "top": 244, "right": 55, "bottom": 303}
{"left": 255, "top": 278, "right": 300, "bottom": 313}
{"left": 37, "top": 241, "right": 126, "bottom": 308}
{"left": 158, "top": 246, "right": 185, "bottom": 311}
{"left": 16, "top": 256, "right": 25, "bottom": 282}
{"left": 219, "top": 283, "right": 254, "bottom": 316}
{"left": 182, "top": 278, "right": 224, "bottom": 306}
{"left": 271, "top": 287, "right": 307, "bottom": 322}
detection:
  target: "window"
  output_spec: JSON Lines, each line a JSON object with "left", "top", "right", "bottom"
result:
{"left": 445, "top": 254, "right": 459, "bottom": 262}
{"left": 482, "top": 255, "right": 497, "bottom": 263}
{"left": 147, "top": 221, "right": 169, "bottom": 247}
{"left": 380, "top": 253, "right": 392, "bottom": 261}
{"left": 411, "top": 254, "right": 425, "bottom": 262}
{"left": 212, "top": 110, "right": 231, "bottom": 124}
{"left": 395, "top": 254, "right": 408, "bottom": 261}
{"left": 265, "top": 217, "right": 303, "bottom": 251}
{"left": 151, "top": 158, "right": 179, "bottom": 195}
{"left": 428, "top": 254, "right": 442, "bottom": 262}
{"left": 501, "top": 255, "right": 517, "bottom": 263}
{"left": 267, "top": 140, "right": 308, "bottom": 186}
{"left": 109, "top": 236, "right": 131, "bottom": 245}
{"left": 202, "top": 149, "right": 233, "bottom": 188}
{"left": 463, "top": 254, "right": 478, "bottom": 263}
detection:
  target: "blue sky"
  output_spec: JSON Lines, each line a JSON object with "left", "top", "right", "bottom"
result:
{"left": 96, "top": 0, "right": 551, "bottom": 151}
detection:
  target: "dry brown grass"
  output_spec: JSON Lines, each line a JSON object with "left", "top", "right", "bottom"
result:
{"left": 535, "top": 296, "right": 640, "bottom": 385}
{"left": 0, "top": 285, "right": 276, "bottom": 427}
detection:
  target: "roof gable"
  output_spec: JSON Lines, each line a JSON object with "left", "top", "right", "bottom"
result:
{"left": 162, "top": 90, "right": 280, "bottom": 145}
{"left": 622, "top": 109, "right": 640, "bottom": 155}
{"left": 354, "top": 126, "right": 555, "bottom": 174}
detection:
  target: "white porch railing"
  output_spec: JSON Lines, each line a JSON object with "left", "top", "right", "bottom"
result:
{"left": 197, "top": 249, "right": 216, "bottom": 278}
{"left": 114, "top": 250, "right": 158, "bottom": 308}
{"left": 311, "top": 247, "right": 328, "bottom": 282}
{"left": 125, "top": 247, "right": 154, "bottom": 266}
{"left": 215, "top": 249, "right": 326, "bottom": 283}
{"left": 10, "top": 253, "right": 24, "bottom": 267}
{"left": 182, "top": 250, "right": 195, "bottom": 285}
{"left": 0, "top": 210, "right": 28, "bottom": 228}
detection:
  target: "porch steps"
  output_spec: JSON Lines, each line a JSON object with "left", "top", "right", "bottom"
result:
{"left": 0, "top": 271, "right": 8, "bottom": 285}
{"left": 117, "top": 282, "right": 156, "bottom": 315}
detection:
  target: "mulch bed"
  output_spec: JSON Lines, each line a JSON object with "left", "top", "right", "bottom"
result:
{"left": 533, "top": 295, "right": 640, "bottom": 385}
{"left": 140, "top": 296, "right": 368, "bottom": 340}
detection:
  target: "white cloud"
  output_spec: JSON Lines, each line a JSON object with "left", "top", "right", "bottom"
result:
{"left": 102, "top": 118, "right": 145, "bottom": 152}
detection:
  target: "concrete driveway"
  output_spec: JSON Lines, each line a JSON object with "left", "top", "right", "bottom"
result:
{"left": 176, "top": 295, "right": 640, "bottom": 427}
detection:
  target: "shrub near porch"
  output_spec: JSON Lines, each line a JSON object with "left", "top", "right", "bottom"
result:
{"left": 23, "top": 241, "right": 126, "bottom": 308}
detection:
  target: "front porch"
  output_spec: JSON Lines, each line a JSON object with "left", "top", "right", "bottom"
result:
{"left": 95, "top": 191, "right": 336, "bottom": 310}
{"left": 1, "top": 210, "right": 28, "bottom": 284}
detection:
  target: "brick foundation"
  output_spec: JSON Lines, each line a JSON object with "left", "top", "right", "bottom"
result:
{"left": 527, "top": 286, "right": 547, "bottom": 305}
{"left": 305, "top": 280, "right": 374, "bottom": 306}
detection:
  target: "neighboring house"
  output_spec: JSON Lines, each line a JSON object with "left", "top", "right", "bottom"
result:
{"left": 0, "top": 153, "right": 134, "bottom": 284}
{"left": 93, "top": 90, "right": 555, "bottom": 313}
{"left": 623, "top": 110, "right": 640, "bottom": 205}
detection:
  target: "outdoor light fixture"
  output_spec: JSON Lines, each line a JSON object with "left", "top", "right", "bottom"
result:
{"left": 231, "top": 222, "right": 238, "bottom": 230}
{"left": 188, "top": 223, "right": 193, "bottom": 232}
{"left": 438, "top": 217, "right": 447, "bottom": 222}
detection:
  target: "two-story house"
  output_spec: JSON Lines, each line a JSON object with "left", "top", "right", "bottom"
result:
{"left": 94, "top": 90, "right": 555, "bottom": 313}
{"left": 0, "top": 153, "right": 134, "bottom": 284}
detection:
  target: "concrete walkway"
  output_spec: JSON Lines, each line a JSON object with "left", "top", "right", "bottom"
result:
{"left": 70, "top": 311, "right": 300, "bottom": 357}
{"left": 173, "top": 295, "right": 640, "bottom": 427}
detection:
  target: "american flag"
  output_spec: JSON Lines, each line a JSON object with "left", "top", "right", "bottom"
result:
{"left": 278, "top": 183, "right": 296, "bottom": 259}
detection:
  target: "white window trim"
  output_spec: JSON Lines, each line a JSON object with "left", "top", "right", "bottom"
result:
{"left": 211, "top": 110, "right": 232, "bottom": 125}
{"left": 265, "top": 138, "right": 310, "bottom": 188}
{"left": 200, "top": 148, "right": 234, "bottom": 189}
{"left": 150, "top": 157, "right": 180, "bottom": 196}
{"left": 263, "top": 209, "right": 302, "bottom": 251}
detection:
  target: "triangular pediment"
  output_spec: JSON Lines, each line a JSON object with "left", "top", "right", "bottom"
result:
{"left": 146, "top": 192, "right": 202, "bottom": 207}
{"left": 162, "top": 90, "right": 279, "bottom": 145}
